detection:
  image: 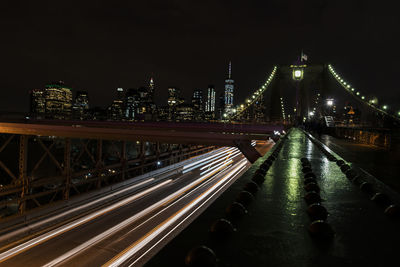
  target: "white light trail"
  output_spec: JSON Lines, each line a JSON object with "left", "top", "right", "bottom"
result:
{"left": 200, "top": 159, "right": 233, "bottom": 176}
{"left": 182, "top": 147, "right": 231, "bottom": 170}
{"left": 0, "top": 179, "right": 172, "bottom": 263}
{"left": 182, "top": 147, "right": 237, "bottom": 173}
{"left": 106, "top": 159, "right": 249, "bottom": 267}
{"left": 0, "top": 178, "right": 155, "bottom": 244}
{"left": 200, "top": 150, "right": 241, "bottom": 171}
{"left": 40, "top": 155, "right": 238, "bottom": 266}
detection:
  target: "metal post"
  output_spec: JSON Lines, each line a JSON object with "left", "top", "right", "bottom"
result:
{"left": 18, "top": 135, "right": 28, "bottom": 214}
{"left": 96, "top": 139, "right": 103, "bottom": 188}
{"left": 63, "top": 138, "right": 71, "bottom": 200}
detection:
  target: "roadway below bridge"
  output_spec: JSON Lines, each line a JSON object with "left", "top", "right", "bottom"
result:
{"left": 0, "top": 141, "right": 274, "bottom": 266}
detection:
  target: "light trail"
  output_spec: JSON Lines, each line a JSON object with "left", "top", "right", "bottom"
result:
{"left": 200, "top": 159, "right": 233, "bottom": 176}
{"left": 41, "top": 157, "right": 237, "bottom": 266}
{"left": 182, "top": 147, "right": 236, "bottom": 173}
{"left": 186, "top": 148, "right": 239, "bottom": 174}
{"left": 0, "top": 179, "right": 173, "bottom": 263}
{"left": 0, "top": 178, "right": 155, "bottom": 245}
{"left": 200, "top": 150, "right": 241, "bottom": 171}
{"left": 0, "top": 146, "right": 231, "bottom": 255}
{"left": 105, "top": 158, "right": 249, "bottom": 267}
{"left": 127, "top": 162, "right": 248, "bottom": 267}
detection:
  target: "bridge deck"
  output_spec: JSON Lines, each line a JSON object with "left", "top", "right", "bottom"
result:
{"left": 0, "top": 122, "right": 272, "bottom": 147}
{"left": 146, "top": 128, "right": 400, "bottom": 267}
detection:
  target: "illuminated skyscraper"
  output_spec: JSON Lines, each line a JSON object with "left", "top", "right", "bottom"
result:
{"left": 205, "top": 85, "right": 216, "bottom": 112}
{"left": 44, "top": 81, "right": 73, "bottom": 119}
{"left": 167, "top": 87, "right": 181, "bottom": 121}
{"left": 30, "top": 89, "right": 46, "bottom": 118}
{"left": 205, "top": 85, "right": 216, "bottom": 120}
{"left": 224, "top": 61, "right": 234, "bottom": 115}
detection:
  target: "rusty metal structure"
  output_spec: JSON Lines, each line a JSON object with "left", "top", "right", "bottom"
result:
{"left": 0, "top": 131, "right": 213, "bottom": 217}
{"left": 0, "top": 119, "right": 281, "bottom": 218}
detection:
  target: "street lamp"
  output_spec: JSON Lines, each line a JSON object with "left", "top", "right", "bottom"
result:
{"left": 326, "top": 99, "right": 334, "bottom": 106}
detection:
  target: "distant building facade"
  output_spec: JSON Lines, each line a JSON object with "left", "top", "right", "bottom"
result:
{"left": 191, "top": 88, "right": 203, "bottom": 121}
{"left": 108, "top": 88, "right": 125, "bottom": 121}
{"left": 176, "top": 104, "right": 194, "bottom": 122}
{"left": 30, "top": 89, "right": 46, "bottom": 118}
{"left": 125, "top": 88, "right": 140, "bottom": 121}
{"left": 205, "top": 85, "right": 216, "bottom": 120}
{"left": 72, "top": 91, "right": 89, "bottom": 120}
{"left": 167, "top": 87, "right": 182, "bottom": 121}
{"left": 30, "top": 81, "right": 72, "bottom": 119}
{"left": 224, "top": 61, "right": 234, "bottom": 115}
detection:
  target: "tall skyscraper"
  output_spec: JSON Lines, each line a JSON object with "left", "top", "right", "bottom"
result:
{"left": 192, "top": 88, "right": 203, "bottom": 121}
{"left": 192, "top": 89, "right": 203, "bottom": 109}
{"left": 167, "top": 87, "right": 181, "bottom": 121}
{"left": 224, "top": 61, "right": 234, "bottom": 115}
{"left": 30, "top": 89, "right": 46, "bottom": 118}
{"left": 218, "top": 92, "right": 225, "bottom": 120}
{"left": 116, "top": 87, "right": 125, "bottom": 100}
{"left": 44, "top": 81, "right": 73, "bottom": 119}
{"left": 167, "top": 87, "right": 180, "bottom": 107}
{"left": 125, "top": 88, "right": 140, "bottom": 120}
{"left": 205, "top": 85, "right": 216, "bottom": 112}
{"left": 108, "top": 87, "right": 125, "bottom": 121}
{"left": 148, "top": 78, "right": 155, "bottom": 102}
{"left": 72, "top": 91, "right": 89, "bottom": 120}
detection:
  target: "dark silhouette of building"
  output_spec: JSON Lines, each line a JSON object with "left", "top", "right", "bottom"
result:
{"left": 125, "top": 88, "right": 140, "bottom": 121}
{"left": 72, "top": 91, "right": 89, "bottom": 120}
{"left": 108, "top": 88, "right": 125, "bottom": 121}
{"left": 191, "top": 88, "right": 203, "bottom": 121}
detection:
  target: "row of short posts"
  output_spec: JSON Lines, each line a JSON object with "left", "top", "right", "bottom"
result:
{"left": 301, "top": 157, "right": 334, "bottom": 241}
{"left": 184, "top": 135, "right": 288, "bottom": 267}
{"left": 305, "top": 130, "right": 399, "bottom": 219}
{"left": 335, "top": 159, "right": 399, "bottom": 218}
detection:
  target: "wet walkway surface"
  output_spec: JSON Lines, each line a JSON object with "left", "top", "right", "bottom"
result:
{"left": 318, "top": 134, "right": 400, "bottom": 193}
{"left": 146, "top": 128, "right": 400, "bottom": 267}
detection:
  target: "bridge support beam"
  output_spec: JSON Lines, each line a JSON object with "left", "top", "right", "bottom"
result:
{"left": 18, "top": 135, "right": 28, "bottom": 214}
{"left": 63, "top": 138, "right": 71, "bottom": 200}
{"left": 234, "top": 140, "right": 261, "bottom": 164}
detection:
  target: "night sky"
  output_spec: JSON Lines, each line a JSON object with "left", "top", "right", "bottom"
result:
{"left": 1, "top": 0, "right": 399, "bottom": 113}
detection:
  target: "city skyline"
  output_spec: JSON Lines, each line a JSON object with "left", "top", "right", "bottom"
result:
{"left": 1, "top": 1, "right": 400, "bottom": 113}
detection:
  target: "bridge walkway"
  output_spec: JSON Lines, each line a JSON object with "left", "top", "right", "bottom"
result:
{"left": 318, "top": 133, "right": 400, "bottom": 193}
{"left": 146, "top": 128, "right": 400, "bottom": 267}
